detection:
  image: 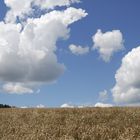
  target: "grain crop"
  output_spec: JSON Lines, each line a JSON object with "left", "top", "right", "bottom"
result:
{"left": 0, "top": 107, "right": 140, "bottom": 140}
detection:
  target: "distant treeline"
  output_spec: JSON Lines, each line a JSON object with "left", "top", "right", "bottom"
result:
{"left": 0, "top": 104, "right": 12, "bottom": 108}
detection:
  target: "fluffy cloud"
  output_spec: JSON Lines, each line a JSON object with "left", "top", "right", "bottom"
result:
{"left": 20, "top": 104, "right": 45, "bottom": 108}
{"left": 4, "top": 0, "right": 80, "bottom": 23}
{"left": 60, "top": 103, "right": 74, "bottom": 108}
{"left": 112, "top": 46, "right": 140, "bottom": 104}
{"left": 34, "top": 0, "right": 80, "bottom": 10}
{"left": 36, "top": 104, "right": 45, "bottom": 108}
{"left": 99, "top": 90, "right": 108, "bottom": 101}
{"left": 92, "top": 29, "right": 124, "bottom": 62}
{"left": 94, "top": 102, "right": 113, "bottom": 107}
{"left": 4, "top": 0, "right": 33, "bottom": 22}
{"left": 20, "top": 106, "right": 28, "bottom": 108}
{"left": 0, "top": 2, "right": 87, "bottom": 94}
{"left": 29, "top": 7, "right": 87, "bottom": 26}
{"left": 69, "top": 44, "right": 89, "bottom": 55}
{"left": 0, "top": 20, "right": 67, "bottom": 93}
{"left": 2, "top": 83, "right": 33, "bottom": 94}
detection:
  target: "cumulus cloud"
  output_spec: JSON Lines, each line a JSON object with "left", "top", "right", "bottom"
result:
{"left": 92, "top": 29, "right": 124, "bottom": 62}
{"left": 21, "top": 104, "right": 45, "bottom": 108}
{"left": 36, "top": 104, "right": 45, "bottom": 108}
{"left": 0, "top": 2, "right": 87, "bottom": 94}
{"left": 2, "top": 83, "right": 33, "bottom": 94}
{"left": 20, "top": 106, "right": 28, "bottom": 108}
{"left": 99, "top": 90, "right": 108, "bottom": 101}
{"left": 69, "top": 44, "right": 89, "bottom": 55}
{"left": 112, "top": 46, "right": 140, "bottom": 104}
{"left": 29, "top": 7, "right": 87, "bottom": 26}
{"left": 4, "top": 0, "right": 33, "bottom": 23}
{"left": 4, "top": 0, "right": 80, "bottom": 23}
{"left": 94, "top": 102, "right": 113, "bottom": 107}
{"left": 60, "top": 103, "right": 74, "bottom": 108}
{"left": 60, "top": 103, "right": 95, "bottom": 108}
{"left": 0, "top": 20, "right": 67, "bottom": 93}
{"left": 34, "top": 0, "right": 80, "bottom": 10}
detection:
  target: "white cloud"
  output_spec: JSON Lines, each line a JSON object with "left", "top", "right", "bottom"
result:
{"left": 77, "top": 105, "right": 85, "bottom": 108}
{"left": 69, "top": 44, "right": 89, "bottom": 55}
{"left": 99, "top": 90, "right": 108, "bottom": 101}
{"left": 0, "top": 3, "right": 87, "bottom": 94}
{"left": 0, "top": 20, "right": 67, "bottom": 94}
{"left": 4, "top": 0, "right": 81, "bottom": 23}
{"left": 36, "top": 104, "right": 45, "bottom": 108}
{"left": 112, "top": 46, "right": 140, "bottom": 104}
{"left": 94, "top": 102, "right": 113, "bottom": 107}
{"left": 3, "top": 83, "right": 33, "bottom": 94}
{"left": 60, "top": 103, "right": 94, "bottom": 108}
{"left": 4, "top": 0, "right": 34, "bottom": 23}
{"left": 30, "top": 7, "right": 87, "bottom": 26}
{"left": 21, "top": 106, "right": 28, "bottom": 108}
{"left": 60, "top": 103, "right": 74, "bottom": 108}
{"left": 34, "top": 0, "right": 80, "bottom": 10}
{"left": 92, "top": 29, "right": 124, "bottom": 62}
{"left": 21, "top": 104, "right": 46, "bottom": 108}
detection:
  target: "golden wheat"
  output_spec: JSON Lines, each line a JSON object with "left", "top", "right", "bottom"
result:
{"left": 0, "top": 107, "right": 140, "bottom": 140}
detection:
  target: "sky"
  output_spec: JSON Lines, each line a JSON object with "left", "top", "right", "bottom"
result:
{"left": 0, "top": 0, "right": 140, "bottom": 108}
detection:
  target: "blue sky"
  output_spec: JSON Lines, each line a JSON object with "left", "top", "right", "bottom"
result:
{"left": 0, "top": 0, "right": 140, "bottom": 107}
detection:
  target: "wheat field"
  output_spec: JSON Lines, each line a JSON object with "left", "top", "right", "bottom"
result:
{"left": 0, "top": 107, "right": 140, "bottom": 140}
